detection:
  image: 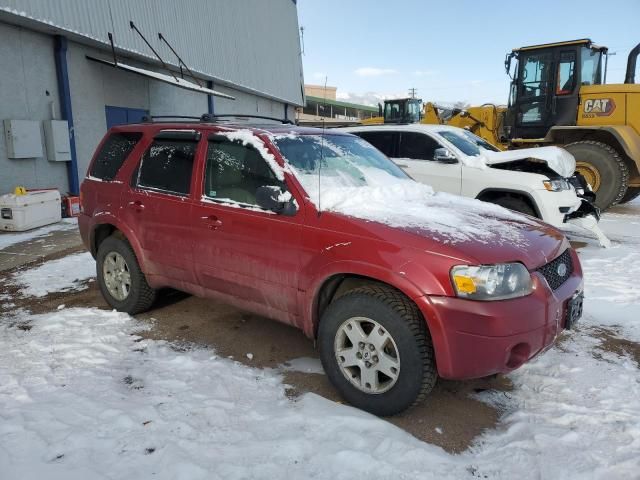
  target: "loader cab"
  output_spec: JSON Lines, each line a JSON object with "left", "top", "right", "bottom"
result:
{"left": 381, "top": 98, "right": 423, "bottom": 124}
{"left": 504, "top": 39, "right": 606, "bottom": 139}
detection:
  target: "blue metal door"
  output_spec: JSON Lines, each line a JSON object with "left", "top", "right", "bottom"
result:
{"left": 105, "top": 106, "right": 149, "bottom": 129}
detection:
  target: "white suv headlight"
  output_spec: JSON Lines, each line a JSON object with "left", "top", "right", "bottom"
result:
{"left": 543, "top": 179, "right": 571, "bottom": 191}
{"left": 451, "top": 263, "right": 533, "bottom": 301}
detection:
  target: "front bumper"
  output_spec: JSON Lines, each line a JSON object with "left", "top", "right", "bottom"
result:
{"left": 416, "top": 249, "right": 583, "bottom": 380}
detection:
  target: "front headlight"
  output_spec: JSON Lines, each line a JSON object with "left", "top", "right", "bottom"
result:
{"left": 543, "top": 179, "right": 570, "bottom": 191}
{"left": 451, "top": 263, "right": 533, "bottom": 301}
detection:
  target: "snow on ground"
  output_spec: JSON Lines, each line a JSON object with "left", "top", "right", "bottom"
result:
{"left": 280, "top": 356, "right": 325, "bottom": 375}
{"left": 0, "top": 201, "right": 638, "bottom": 479}
{"left": 6, "top": 252, "right": 95, "bottom": 298}
{"left": 0, "top": 218, "right": 78, "bottom": 251}
{"left": 0, "top": 308, "right": 467, "bottom": 480}
{"left": 576, "top": 198, "right": 640, "bottom": 341}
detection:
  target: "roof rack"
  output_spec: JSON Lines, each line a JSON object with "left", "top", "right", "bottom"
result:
{"left": 141, "top": 115, "right": 201, "bottom": 122}
{"left": 204, "top": 114, "right": 294, "bottom": 125}
{"left": 139, "top": 114, "right": 294, "bottom": 125}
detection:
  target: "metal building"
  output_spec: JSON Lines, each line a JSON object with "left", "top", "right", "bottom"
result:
{"left": 0, "top": 0, "right": 304, "bottom": 195}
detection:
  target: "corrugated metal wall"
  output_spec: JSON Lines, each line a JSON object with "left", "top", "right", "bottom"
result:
{"left": 0, "top": 0, "right": 304, "bottom": 105}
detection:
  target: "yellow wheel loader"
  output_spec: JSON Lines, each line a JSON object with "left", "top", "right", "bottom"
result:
{"left": 422, "top": 39, "right": 640, "bottom": 210}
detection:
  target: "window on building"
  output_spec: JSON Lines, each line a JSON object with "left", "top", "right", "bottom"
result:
{"left": 204, "top": 139, "right": 280, "bottom": 206}
{"left": 90, "top": 132, "right": 142, "bottom": 181}
{"left": 136, "top": 138, "right": 197, "bottom": 195}
{"left": 556, "top": 51, "right": 576, "bottom": 95}
{"left": 399, "top": 132, "right": 441, "bottom": 160}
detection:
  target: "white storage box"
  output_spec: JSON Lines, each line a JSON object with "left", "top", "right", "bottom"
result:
{"left": 0, "top": 190, "right": 61, "bottom": 232}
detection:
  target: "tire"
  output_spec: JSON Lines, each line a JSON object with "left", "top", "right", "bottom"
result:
{"left": 564, "top": 141, "right": 629, "bottom": 210}
{"left": 318, "top": 285, "right": 437, "bottom": 416}
{"left": 96, "top": 235, "right": 156, "bottom": 315}
{"left": 490, "top": 195, "right": 537, "bottom": 217}
{"left": 620, "top": 186, "right": 640, "bottom": 204}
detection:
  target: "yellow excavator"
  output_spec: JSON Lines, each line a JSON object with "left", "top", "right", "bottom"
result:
{"left": 365, "top": 39, "right": 640, "bottom": 210}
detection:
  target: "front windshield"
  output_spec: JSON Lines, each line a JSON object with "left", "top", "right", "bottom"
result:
{"left": 437, "top": 130, "right": 483, "bottom": 157}
{"left": 273, "top": 134, "right": 409, "bottom": 194}
{"left": 581, "top": 47, "right": 602, "bottom": 85}
{"left": 459, "top": 130, "right": 501, "bottom": 152}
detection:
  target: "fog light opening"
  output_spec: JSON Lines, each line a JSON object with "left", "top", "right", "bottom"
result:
{"left": 506, "top": 343, "right": 530, "bottom": 369}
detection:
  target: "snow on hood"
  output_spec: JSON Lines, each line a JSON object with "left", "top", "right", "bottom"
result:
{"left": 480, "top": 146, "right": 576, "bottom": 178}
{"left": 303, "top": 176, "right": 537, "bottom": 247}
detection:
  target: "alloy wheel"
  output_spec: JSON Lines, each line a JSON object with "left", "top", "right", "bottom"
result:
{"left": 103, "top": 251, "right": 132, "bottom": 301}
{"left": 334, "top": 316, "right": 401, "bottom": 394}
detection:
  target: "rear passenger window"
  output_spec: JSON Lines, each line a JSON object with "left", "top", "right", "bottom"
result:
{"left": 204, "top": 139, "right": 280, "bottom": 206}
{"left": 399, "top": 132, "right": 441, "bottom": 161}
{"left": 355, "top": 131, "right": 396, "bottom": 157}
{"left": 136, "top": 138, "right": 198, "bottom": 196}
{"left": 90, "top": 132, "right": 142, "bottom": 180}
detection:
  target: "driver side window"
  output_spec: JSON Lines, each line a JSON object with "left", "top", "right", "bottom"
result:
{"left": 205, "top": 138, "right": 282, "bottom": 206}
{"left": 398, "top": 132, "right": 443, "bottom": 161}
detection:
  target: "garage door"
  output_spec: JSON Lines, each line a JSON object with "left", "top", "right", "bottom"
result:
{"left": 105, "top": 106, "right": 149, "bottom": 129}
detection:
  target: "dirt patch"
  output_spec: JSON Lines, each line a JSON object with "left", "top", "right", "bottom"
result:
{"left": 591, "top": 327, "right": 640, "bottom": 367}
{"left": 133, "top": 293, "right": 506, "bottom": 453}
{"left": 569, "top": 240, "right": 589, "bottom": 250}
{"left": 2, "top": 248, "right": 505, "bottom": 454}
{"left": 0, "top": 245, "right": 101, "bottom": 315}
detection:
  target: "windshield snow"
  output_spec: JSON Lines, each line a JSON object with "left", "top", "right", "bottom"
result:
{"left": 273, "top": 134, "right": 408, "bottom": 192}
{"left": 273, "top": 133, "right": 533, "bottom": 246}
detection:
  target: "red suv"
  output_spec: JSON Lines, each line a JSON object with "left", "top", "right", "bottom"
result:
{"left": 79, "top": 117, "right": 584, "bottom": 416}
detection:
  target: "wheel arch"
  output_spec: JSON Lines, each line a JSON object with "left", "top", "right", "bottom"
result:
{"left": 547, "top": 126, "right": 640, "bottom": 184}
{"left": 310, "top": 272, "right": 432, "bottom": 340}
{"left": 475, "top": 188, "right": 541, "bottom": 218}
{"left": 90, "top": 221, "right": 147, "bottom": 272}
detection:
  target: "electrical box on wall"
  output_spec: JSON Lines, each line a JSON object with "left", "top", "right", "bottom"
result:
{"left": 43, "top": 120, "right": 72, "bottom": 162}
{"left": 3, "top": 120, "right": 43, "bottom": 159}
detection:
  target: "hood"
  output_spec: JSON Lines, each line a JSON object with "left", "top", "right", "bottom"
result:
{"left": 315, "top": 181, "right": 567, "bottom": 270}
{"left": 479, "top": 146, "right": 576, "bottom": 178}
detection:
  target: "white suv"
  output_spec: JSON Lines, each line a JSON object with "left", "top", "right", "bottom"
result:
{"left": 342, "top": 124, "right": 608, "bottom": 245}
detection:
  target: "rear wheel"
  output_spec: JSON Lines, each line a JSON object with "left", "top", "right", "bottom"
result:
{"left": 620, "top": 186, "right": 640, "bottom": 204}
{"left": 490, "top": 195, "right": 537, "bottom": 217}
{"left": 564, "top": 141, "right": 628, "bottom": 210}
{"left": 96, "top": 235, "right": 156, "bottom": 314}
{"left": 318, "top": 285, "right": 437, "bottom": 416}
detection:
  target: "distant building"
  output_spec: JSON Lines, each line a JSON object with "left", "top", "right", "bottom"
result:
{"left": 0, "top": 0, "right": 304, "bottom": 195}
{"left": 297, "top": 84, "right": 378, "bottom": 125}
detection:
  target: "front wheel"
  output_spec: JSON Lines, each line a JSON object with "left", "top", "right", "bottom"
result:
{"left": 318, "top": 285, "right": 437, "bottom": 416}
{"left": 490, "top": 195, "right": 537, "bottom": 217}
{"left": 96, "top": 235, "right": 157, "bottom": 314}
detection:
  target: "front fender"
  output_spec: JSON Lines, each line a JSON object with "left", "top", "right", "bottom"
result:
{"left": 301, "top": 258, "right": 450, "bottom": 338}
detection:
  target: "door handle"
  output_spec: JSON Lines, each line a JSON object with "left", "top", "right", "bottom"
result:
{"left": 396, "top": 163, "right": 409, "bottom": 168}
{"left": 201, "top": 214, "right": 223, "bottom": 230}
{"left": 127, "top": 200, "right": 145, "bottom": 212}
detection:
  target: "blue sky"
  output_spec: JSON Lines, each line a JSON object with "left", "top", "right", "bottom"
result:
{"left": 296, "top": 0, "right": 640, "bottom": 106}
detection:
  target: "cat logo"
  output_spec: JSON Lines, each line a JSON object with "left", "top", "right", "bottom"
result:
{"left": 583, "top": 98, "right": 616, "bottom": 116}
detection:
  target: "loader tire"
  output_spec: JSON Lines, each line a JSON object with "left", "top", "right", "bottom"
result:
{"left": 564, "top": 141, "right": 628, "bottom": 211}
{"left": 619, "top": 187, "right": 640, "bottom": 204}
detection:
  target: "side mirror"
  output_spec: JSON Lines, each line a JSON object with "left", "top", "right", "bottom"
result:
{"left": 255, "top": 185, "right": 297, "bottom": 216}
{"left": 434, "top": 147, "right": 457, "bottom": 164}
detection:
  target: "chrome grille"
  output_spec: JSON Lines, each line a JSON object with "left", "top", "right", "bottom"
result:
{"left": 537, "top": 249, "right": 573, "bottom": 290}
